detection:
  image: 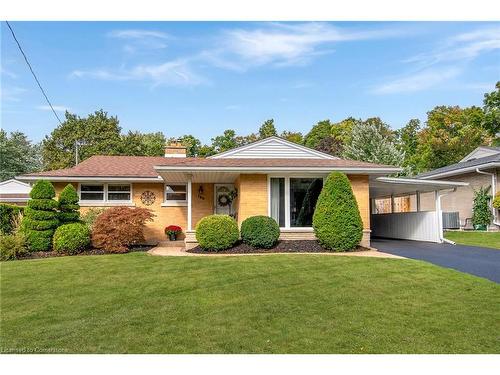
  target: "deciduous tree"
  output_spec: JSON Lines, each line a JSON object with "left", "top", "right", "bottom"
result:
{"left": 413, "top": 106, "right": 488, "bottom": 172}
{"left": 42, "top": 110, "right": 123, "bottom": 170}
{"left": 0, "top": 130, "right": 41, "bottom": 181}
{"left": 343, "top": 118, "right": 404, "bottom": 166}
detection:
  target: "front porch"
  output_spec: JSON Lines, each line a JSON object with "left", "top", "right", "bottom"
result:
{"left": 154, "top": 168, "right": 372, "bottom": 249}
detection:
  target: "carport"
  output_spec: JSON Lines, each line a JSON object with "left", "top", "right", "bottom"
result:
{"left": 370, "top": 177, "right": 468, "bottom": 243}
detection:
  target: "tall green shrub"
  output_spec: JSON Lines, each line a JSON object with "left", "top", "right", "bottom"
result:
{"left": 472, "top": 187, "right": 492, "bottom": 229}
{"left": 0, "top": 203, "right": 24, "bottom": 234}
{"left": 58, "top": 184, "right": 80, "bottom": 223}
{"left": 312, "top": 172, "right": 363, "bottom": 251}
{"left": 21, "top": 180, "right": 58, "bottom": 251}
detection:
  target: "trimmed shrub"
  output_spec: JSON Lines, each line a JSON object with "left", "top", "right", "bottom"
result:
{"left": 58, "top": 184, "right": 80, "bottom": 224}
{"left": 195, "top": 215, "right": 239, "bottom": 251}
{"left": 81, "top": 208, "right": 106, "bottom": 229}
{"left": 53, "top": 223, "right": 90, "bottom": 255}
{"left": 0, "top": 203, "right": 24, "bottom": 234}
{"left": 21, "top": 179, "right": 59, "bottom": 251}
{"left": 0, "top": 231, "right": 27, "bottom": 261}
{"left": 241, "top": 215, "right": 280, "bottom": 248}
{"left": 29, "top": 180, "right": 55, "bottom": 199}
{"left": 91, "top": 207, "right": 154, "bottom": 253}
{"left": 312, "top": 172, "right": 363, "bottom": 251}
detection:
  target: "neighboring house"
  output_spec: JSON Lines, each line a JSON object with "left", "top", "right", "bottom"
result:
{"left": 0, "top": 179, "right": 31, "bottom": 206}
{"left": 17, "top": 136, "right": 466, "bottom": 247}
{"left": 417, "top": 146, "right": 500, "bottom": 229}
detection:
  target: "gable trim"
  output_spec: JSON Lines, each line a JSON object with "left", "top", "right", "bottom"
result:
{"left": 460, "top": 146, "right": 500, "bottom": 163}
{"left": 209, "top": 136, "right": 339, "bottom": 160}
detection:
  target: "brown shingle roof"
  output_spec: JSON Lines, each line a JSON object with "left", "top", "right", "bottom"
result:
{"left": 21, "top": 155, "right": 398, "bottom": 178}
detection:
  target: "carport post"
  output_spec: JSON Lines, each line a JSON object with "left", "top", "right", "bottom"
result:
{"left": 187, "top": 175, "right": 192, "bottom": 231}
{"left": 390, "top": 194, "right": 395, "bottom": 213}
{"left": 416, "top": 191, "right": 421, "bottom": 212}
{"left": 434, "top": 190, "right": 443, "bottom": 243}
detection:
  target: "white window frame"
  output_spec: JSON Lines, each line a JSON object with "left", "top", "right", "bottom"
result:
{"left": 78, "top": 183, "right": 133, "bottom": 205}
{"left": 267, "top": 175, "right": 326, "bottom": 230}
{"left": 163, "top": 183, "right": 188, "bottom": 206}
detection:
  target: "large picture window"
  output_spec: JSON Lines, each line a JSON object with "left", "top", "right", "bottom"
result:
{"left": 269, "top": 177, "right": 323, "bottom": 228}
{"left": 289, "top": 178, "right": 323, "bottom": 227}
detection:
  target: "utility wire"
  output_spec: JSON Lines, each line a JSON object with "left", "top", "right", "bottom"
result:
{"left": 5, "top": 21, "right": 62, "bottom": 125}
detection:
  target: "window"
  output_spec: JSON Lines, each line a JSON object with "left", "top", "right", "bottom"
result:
{"left": 165, "top": 184, "right": 187, "bottom": 201}
{"left": 270, "top": 178, "right": 285, "bottom": 227}
{"left": 107, "top": 184, "right": 131, "bottom": 201}
{"left": 80, "top": 184, "right": 104, "bottom": 201}
{"left": 269, "top": 177, "right": 323, "bottom": 228}
{"left": 79, "top": 183, "right": 131, "bottom": 203}
{"left": 289, "top": 178, "right": 323, "bottom": 227}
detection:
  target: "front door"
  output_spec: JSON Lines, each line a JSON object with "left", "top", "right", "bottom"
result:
{"left": 214, "top": 184, "right": 235, "bottom": 215}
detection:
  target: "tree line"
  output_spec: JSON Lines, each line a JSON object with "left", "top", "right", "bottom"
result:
{"left": 1, "top": 82, "right": 498, "bottom": 181}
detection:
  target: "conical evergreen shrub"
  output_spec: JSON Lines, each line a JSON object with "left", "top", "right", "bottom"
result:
{"left": 312, "top": 172, "right": 363, "bottom": 251}
{"left": 58, "top": 184, "right": 80, "bottom": 223}
{"left": 22, "top": 180, "right": 59, "bottom": 251}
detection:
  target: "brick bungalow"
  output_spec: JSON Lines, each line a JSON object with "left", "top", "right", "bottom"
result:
{"left": 18, "top": 136, "right": 466, "bottom": 247}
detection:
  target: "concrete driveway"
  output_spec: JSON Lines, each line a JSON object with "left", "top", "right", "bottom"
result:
{"left": 372, "top": 238, "right": 500, "bottom": 283}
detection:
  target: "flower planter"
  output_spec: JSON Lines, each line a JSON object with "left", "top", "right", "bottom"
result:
{"left": 165, "top": 225, "right": 182, "bottom": 242}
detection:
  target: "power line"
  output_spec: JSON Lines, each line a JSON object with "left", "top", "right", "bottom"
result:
{"left": 5, "top": 21, "right": 62, "bottom": 125}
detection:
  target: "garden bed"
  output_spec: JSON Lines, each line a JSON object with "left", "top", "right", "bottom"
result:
{"left": 17, "top": 245, "right": 156, "bottom": 260}
{"left": 187, "top": 240, "right": 370, "bottom": 254}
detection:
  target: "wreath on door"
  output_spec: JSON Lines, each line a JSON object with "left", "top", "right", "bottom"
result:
{"left": 217, "top": 193, "right": 230, "bottom": 207}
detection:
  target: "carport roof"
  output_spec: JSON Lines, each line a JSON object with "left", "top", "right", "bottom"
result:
{"left": 370, "top": 177, "right": 469, "bottom": 198}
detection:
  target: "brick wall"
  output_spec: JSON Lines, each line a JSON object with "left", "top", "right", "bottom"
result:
{"left": 192, "top": 183, "right": 214, "bottom": 228}
{"left": 236, "top": 174, "right": 268, "bottom": 226}
{"left": 348, "top": 175, "right": 370, "bottom": 230}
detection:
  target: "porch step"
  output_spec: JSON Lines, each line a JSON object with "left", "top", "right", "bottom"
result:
{"left": 158, "top": 240, "right": 185, "bottom": 247}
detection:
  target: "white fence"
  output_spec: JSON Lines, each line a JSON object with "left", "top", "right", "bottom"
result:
{"left": 371, "top": 211, "right": 441, "bottom": 243}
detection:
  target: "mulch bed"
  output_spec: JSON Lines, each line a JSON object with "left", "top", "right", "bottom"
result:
{"left": 18, "top": 245, "right": 155, "bottom": 260}
{"left": 187, "top": 240, "right": 370, "bottom": 254}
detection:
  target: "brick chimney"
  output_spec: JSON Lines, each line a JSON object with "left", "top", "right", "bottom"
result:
{"left": 164, "top": 140, "right": 187, "bottom": 158}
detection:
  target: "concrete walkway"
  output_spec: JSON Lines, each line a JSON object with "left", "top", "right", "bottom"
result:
{"left": 148, "top": 246, "right": 403, "bottom": 258}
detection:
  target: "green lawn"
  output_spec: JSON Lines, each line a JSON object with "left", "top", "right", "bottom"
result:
{"left": 1, "top": 253, "right": 499, "bottom": 354}
{"left": 445, "top": 231, "right": 500, "bottom": 249}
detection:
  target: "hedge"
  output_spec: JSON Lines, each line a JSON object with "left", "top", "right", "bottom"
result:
{"left": 312, "top": 172, "right": 363, "bottom": 251}
{"left": 241, "top": 215, "right": 280, "bottom": 248}
{"left": 195, "top": 215, "right": 239, "bottom": 251}
{"left": 21, "top": 180, "right": 59, "bottom": 251}
{"left": 0, "top": 203, "right": 24, "bottom": 234}
{"left": 53, "top": 223, "right": 90, "bottom": 255}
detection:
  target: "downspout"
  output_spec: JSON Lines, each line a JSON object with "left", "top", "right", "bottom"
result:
{"left": 436, "top": 188, "right": 457, "bottom": 245}
{"left": 475, "top": 168, "right": 500, "bottom": 227}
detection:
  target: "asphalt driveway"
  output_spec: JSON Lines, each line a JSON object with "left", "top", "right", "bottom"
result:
{"left": 372, "top": 238, "right": 500, "bottom": 283}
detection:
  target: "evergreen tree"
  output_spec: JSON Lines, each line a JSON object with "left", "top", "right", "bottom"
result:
{"left": 58, "top": 184, "right": 80, "bottom": 224}
{"left": 21, "top": 180, "right": 58, "bottom": 251}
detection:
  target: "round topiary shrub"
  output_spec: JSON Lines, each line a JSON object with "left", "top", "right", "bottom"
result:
{"left": 53, "top": 223, "right": 90, "bottom": 255}
{"left": 21, "top": 179, "right": 59, "bottom": 251}
{"left": 195, "top": 214, "right": 239, "bottom": 251}
{"left": 312, "top": 172, "right": 363, "bottom": 251}
{"left": 241, "top": 215, "right": 280, "bottom": 248}
{"left": 58, "top": 184, "right": 80, "bottom": 224}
